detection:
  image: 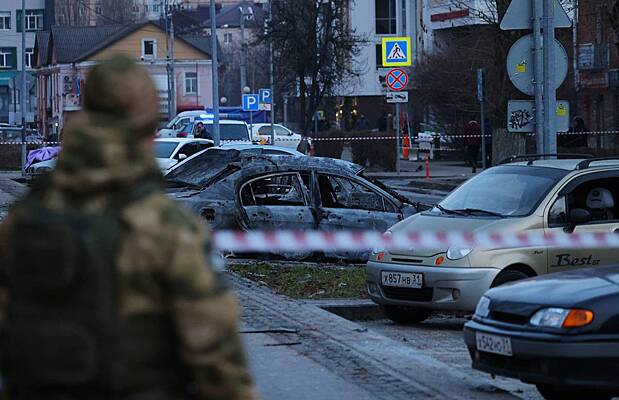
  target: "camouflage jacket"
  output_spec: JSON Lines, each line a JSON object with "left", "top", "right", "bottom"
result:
{"left": 0, "top": 111, "right": 257, "bottom": 400}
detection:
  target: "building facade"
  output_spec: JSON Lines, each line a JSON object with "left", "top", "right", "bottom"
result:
{"left": 0, "top": 0, "right": 47, "bottom": 125}
{"left": 337, "top": 0, "right": 422, "bottom": 127}
{"left": 575, "top": 0, "right": 619, "bottom": 137}
{"left": 35, "top": 22, "right": 214, "bottom": 136}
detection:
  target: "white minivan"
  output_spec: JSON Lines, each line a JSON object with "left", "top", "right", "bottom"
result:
{"left": 157, "top": 111, "right": 212, "bottom": 138}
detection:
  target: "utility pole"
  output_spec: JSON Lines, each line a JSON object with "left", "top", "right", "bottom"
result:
{"left": 543, "top": 0, "right": 557, "bottom": 154}
{"left": 239, "top": 5, "right": 247, "bottom": 101}
{"left": 532, "top": 0, "right": 544, "bottom": 155}
{"left": 211, "top": 0, "right": 220, "bottom": 146}
{"left": 169, "top": 8, "right": 176, "bottom": 118}
{"left": 268, "top": 0, "right": 275, "bottom": 145}
{"left": 20, "top": 0, "right": 26, "bottom": 175}
{"left": 165, "top": 0, "right": 173, "bottom": 120}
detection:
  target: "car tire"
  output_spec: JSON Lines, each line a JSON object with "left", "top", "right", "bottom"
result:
{"left": 490, "top": 270, "right": 529, "bottom": 288}
{"left": 380, "top": 305, "right": 432, "bottom": 324}
{"left": 536, "top": 384, "right": 613, "bottom": 400}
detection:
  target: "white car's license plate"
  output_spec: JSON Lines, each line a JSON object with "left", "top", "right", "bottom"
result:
{"left": 381, "top": 271, "right": 423, "bottom": 288}
{"left": 476, "top": 332, "right": 512, "bottom": 356}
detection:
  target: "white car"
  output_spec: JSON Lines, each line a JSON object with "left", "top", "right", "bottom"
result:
{"left": 154, "top": 138, "right": 214, "bottom": 172}
{"left": 165, "top": 119, "right": 252, "bottom": 144}
{"left": 164, "top": 143, "right": 303, "bottom": 176}
{"left": 157, "top": 111, "right": 212, "bottom": 138}
{"left": 250, "top": 123, "right": 303, "bottom": 149}
{"left": 27, "top": 158, "right": 57, "bottom": 174}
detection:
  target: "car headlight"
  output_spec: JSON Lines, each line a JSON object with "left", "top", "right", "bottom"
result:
{"left": 474, "top": 296, "right": 491, "bottom": 318}
{"left": 446, "top": 246, "right": 472, "bottom": 260}
{"left": 530, "top": 307, "right": 594, "bottom": 329}
{"left": 371, "top": 231, "right": 392, "bottom": 261}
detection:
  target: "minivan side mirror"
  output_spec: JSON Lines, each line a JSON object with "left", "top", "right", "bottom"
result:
{"left": 569, "top": 208, "right": 592, "bottom": 225}
{"left": 564, "top": 208, "right": 592, "bottom": 233}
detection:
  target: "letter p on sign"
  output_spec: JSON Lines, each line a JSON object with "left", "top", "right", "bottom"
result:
{"left": 243, "top": 94, "right": 260, "bottom": 111}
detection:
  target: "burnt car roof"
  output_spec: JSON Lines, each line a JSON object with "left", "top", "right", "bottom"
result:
{"left": 166, "top": 149, "right": 365, "bottom": 188}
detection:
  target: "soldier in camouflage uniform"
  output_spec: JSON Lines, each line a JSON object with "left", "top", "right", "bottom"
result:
{"left": 0, "top": 56, "right": 257, "bottom": 400}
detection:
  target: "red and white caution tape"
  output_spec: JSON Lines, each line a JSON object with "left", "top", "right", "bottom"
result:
{"left": 213, "top": 230, "right": 619, "bottom": 252}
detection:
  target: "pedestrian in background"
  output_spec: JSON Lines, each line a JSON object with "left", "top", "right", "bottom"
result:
{"left": 0, "top": 56, "right": 257, "bottom": 400}
{"left": 194, "top": 121, "right": 206, "bottom": 139}
{"left": 464, "top": 120, "right": 481, "bottom": 173}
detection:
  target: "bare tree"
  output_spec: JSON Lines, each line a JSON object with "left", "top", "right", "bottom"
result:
{"left": 416, "top": 0, "right": 577, "bottom": 133}
{"left": 263, "top": 0, "right": 364, "bottom": 134}
{"left": 54, "top": 0, "right": 91, "bottom": 26}
{"left": 100, "top": 0, "right": 135, "bottom": 24}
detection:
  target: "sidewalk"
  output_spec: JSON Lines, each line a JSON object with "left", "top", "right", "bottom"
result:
{"left": 233, "top": 274, "right": 526, "bottom": 400}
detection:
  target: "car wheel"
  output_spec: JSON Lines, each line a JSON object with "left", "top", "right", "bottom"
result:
{"left": 490, "top": 270, "right": 529, "bottom": 288}
{"left": 536, "top": 384, "right": 613, "bottom": 400}
{"left": 380, "top": 305, "right": 432, "bottom": 324}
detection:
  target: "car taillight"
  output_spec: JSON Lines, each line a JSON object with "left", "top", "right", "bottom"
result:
{"left": 177, "top": 132, "right": 188, "bottom": 138}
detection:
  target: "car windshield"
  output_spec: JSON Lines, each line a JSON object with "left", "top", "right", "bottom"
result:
{"left": 154, "top": 141, "right": 179, "bottom": 158}
{"left": 165, "top": 116, "right": 180, "bottom": 129}
{"left": 203, "top": 124, "right": 248, "bottom": 141}
{"left": 434, "top": 166, "right": 568, "bottom": 217}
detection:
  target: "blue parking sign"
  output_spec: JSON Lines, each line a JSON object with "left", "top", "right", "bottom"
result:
{"left": 259, "top": 89, "right": 272, "bottom": 104}
{"left": 243, "top": 94, "right": 260, "bottom": 111}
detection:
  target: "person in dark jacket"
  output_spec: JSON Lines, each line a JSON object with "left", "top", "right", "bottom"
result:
{"left": 464, "top": 120, "right": 481, "bottom": 173}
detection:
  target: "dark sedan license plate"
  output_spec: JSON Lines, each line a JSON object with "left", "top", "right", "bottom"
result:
{"left": 476, "top": 333, "right": 512, "bottom": 357}
{"left": 381, "top": 272, "right": 423, "bottom": 289}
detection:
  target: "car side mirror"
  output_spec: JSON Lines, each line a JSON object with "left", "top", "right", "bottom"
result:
{"left": 565, "top": 208, "right": 591, "bottom": 233}
{"left": 178, "top": 153, "right": 188, "bottom": 161}
{"left": 569, "top": 208, "right": 592, "bottom": 225}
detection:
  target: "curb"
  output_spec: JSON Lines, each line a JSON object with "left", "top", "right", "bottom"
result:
{"left": 302, "top": 299, "right": 383, "bottom": 321}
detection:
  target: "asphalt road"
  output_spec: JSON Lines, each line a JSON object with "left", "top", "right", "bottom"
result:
{"left": 358, "top": 314, "right": 544, "bottom": 400}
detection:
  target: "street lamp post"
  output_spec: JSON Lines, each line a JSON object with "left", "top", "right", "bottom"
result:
{"left": 211, "top": 0, "right": 220, "bottom": 146}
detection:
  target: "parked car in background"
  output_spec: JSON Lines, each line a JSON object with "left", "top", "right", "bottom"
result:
{"left": 367, "top": 155, "right": 619, "bottom": 324}
{"left": 165, "top": 151, "right": 419, "bottom": 260}
{"left": 157, "top": 110, "right": 211, "bottom": 138}
{"left": 167, "top": 120, "right": 252, "bottom": 143}
{"left": 465, "top": 266, "right": 619, "bottom": 400}
{"left": 27, "top": 158, "right": 57, "bottom": 175}
{"left": 250, "top": 123, "right": 303, "bottom": 149}
{"left": 154, "top": 138, "right": 214, "bottom": 172}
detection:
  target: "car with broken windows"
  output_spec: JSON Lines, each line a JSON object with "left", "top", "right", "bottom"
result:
{"left": 464, "top": 265, "right": 619, "bottom": 400}
{"left": 165, "top": 149, "right": 419, "bottom": 259}
{"left": 366, "top": 155, "right": 619, "bottom": 324}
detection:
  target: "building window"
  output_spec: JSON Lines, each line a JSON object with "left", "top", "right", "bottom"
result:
{"left": 25, "top": 48, "right": 34, "bottom": 68}
{"left": 142, "top": 39, "right": 156, "bottom": 59}
{"left": 0, "top": 48, "right": 16, "bottom": 69}
{"left": 185, "top": 72, "right": 198, "bottom": 95}
{"left": 0, "top": 12, "right": 10, "bottom": 30}
{"left": 375, "top": 0, "right": 397, "bottom": 35}
{"left": 224, "top": 32, "right": 233, "bottom": 44}
{"left": 144, "top": 5, "right": 149, "bottom": 12}
{"left": 95, "top": 6, "right": 102, "bottom": 15}
{"left": 17, "top": 9, "right": 44, "bottom": 32}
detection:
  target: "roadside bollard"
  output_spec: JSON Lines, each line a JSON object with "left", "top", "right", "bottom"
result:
{"left": 402, "top": 135, "right": 410, "bottom": 160}
{"left": 425, "top": 155, "right": 431, "bottom": 179}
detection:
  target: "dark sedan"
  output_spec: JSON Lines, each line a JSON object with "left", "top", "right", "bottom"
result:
{"left": 165, "top": 149, "right": 420, "bottom": 260}
{"left": 464, "top": 266, "right": 619, "bottom": 400}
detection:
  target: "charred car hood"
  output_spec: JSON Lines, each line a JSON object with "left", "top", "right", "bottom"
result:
{"left": 486, "top": 266, "right": 619, "bottom": 316}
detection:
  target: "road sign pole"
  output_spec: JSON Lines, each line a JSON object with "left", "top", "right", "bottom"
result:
{"left": 532, "top": 0, "right": 545, "bottom": 155}
{"left": 396, "top": 103, "right": 401, "bottom": 175}
{"left": 543, "top": 0, "right": 557, "bottom": 155}
{"left": 210, "top": 0, "right": 220, "bottom": 146}
{"left": 477, "top": 69, "right": 486, "bottom": 170}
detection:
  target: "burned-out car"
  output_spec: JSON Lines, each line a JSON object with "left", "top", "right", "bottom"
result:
{"left": 166, "top": 149, "right": 419, "bottom": 258}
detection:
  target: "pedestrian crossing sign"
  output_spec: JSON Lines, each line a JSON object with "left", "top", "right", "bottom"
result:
{"left": 382, "top": 37, "right": 412, "bottom": 67}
